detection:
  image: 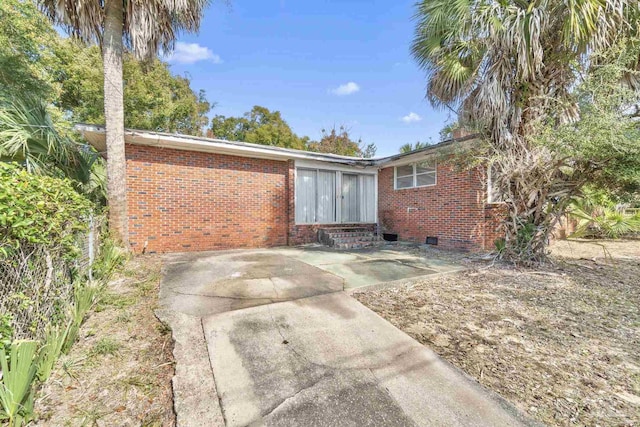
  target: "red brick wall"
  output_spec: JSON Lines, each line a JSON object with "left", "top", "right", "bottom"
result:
{"left": 484, "top": 203, "right": 507, "bottom": 249}
{"left": 126, "top": 144, "right": 288, "bottom": 253}
{"left": 378, "top": 163, "right": 489, "bottom": 251}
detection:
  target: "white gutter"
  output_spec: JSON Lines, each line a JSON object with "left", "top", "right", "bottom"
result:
{"left": 76, "top": 124, "right": 478, "bottom": 168}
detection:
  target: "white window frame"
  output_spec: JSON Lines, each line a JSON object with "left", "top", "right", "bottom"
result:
{"left": 393, "top": 161, "right": 437, "bottom": 190}
{"left": 294, "top": 162, "right": 378, "bottom": 225}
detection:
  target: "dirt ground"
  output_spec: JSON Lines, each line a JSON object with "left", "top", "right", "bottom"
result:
{"left": 34, "top": 256, "right": 175, "bottom": 426}
{"left": 354, "top": 239, "right": 640, "bottom": 427}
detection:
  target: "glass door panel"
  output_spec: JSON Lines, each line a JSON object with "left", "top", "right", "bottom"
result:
{"left": 341, "top": 173, "right": 360, "bottom": 223}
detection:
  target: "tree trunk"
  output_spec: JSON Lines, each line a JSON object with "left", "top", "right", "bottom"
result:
{"left": 103, "top": 0, "right": 128, "bottom": 248}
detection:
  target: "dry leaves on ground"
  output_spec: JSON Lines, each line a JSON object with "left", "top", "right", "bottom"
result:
{"left": 354, "top": 239, "right": 640, "bottom": 427}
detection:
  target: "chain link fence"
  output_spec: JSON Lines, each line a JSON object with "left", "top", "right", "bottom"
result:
{"left": 0, "top": 215, "right": 103, "bottom": 341}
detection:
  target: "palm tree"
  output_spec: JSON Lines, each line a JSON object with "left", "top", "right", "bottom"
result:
{"left": 412, "top": 0, "right": 639, "bottom": 145}
{"left": 39, "top": 0, "right": 211, "bottom": 247}
{"left": 399, "top": 141, "right": 428, "bottom": 153}
{"left": 411, "top": 0, "right": 639, "bottom": 261}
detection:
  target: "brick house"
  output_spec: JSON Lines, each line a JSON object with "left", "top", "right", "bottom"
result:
{"left": 78, "top": 125, "right": 503, "bottom": 253}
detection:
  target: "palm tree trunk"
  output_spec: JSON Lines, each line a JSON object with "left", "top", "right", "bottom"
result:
{"left": 103, "top": 0, "right": 128, "bottom": 248}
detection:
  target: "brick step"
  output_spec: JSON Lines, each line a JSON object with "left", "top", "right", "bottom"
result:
{"left": 330, "top": 236, "right": 381, "bottom": 244}
{"left": 325, "top": 232, "right": 373, "bottom": 238}
{"left": 319, "top": 228, "right": 370, "bottom": 244}
{"left": 334, "top": 240, "right": 385, "bottom": 250}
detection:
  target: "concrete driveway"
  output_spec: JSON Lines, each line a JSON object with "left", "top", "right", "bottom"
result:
{"left": 157, "top": 246, "right": 533, "bottom": 427}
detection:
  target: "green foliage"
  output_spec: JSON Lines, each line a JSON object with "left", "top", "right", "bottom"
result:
{"left": 399, "top": 141, "right": 429, "bottom": 153}
{"left": 80, "top": 158, "right": 108, "bottom": 206}
{"left": 0, "top": 96, "right": 96, "bottom": 183}
{"left": 90, "top": 337, "right": 120, "bottom": 357}
{"left": 0, "top": 340, "right": 40, "bottom": 426}
{"left": 210, "top": 105, "right": 308, "bottom": 149}
{"left": 534, "top": 41, "right": 640, "bottom": 197}
{"left": 0, "top": 163, "right": 93, "bottom": 258}
{"left": 36, "top": 324, "right": 67, "bottom": 382}
{"left": 92, "top": 238, "right": 128, "bottom": 281}
{"left": 0, "top": 2, "right": 211, "bottom": 138}
{"left": 569, "top": 195, "right": 640, "bottom": 239}
{"left": 210, "top": 106, "right": 378, "bottom": 157}
{"left": 411, "top": 0, "right": 640, "bottom": 263}
{"left": 0, "top": 314, "right": 13, "bottom": 357}
{"left": 58, "top": 43, "right": 212, "bottom": 135}
{"left": 308, "top": 126, "right": 375, "bottom": 157}
{"left": 62, "top": 282, "right": 100, "bottom": 354}
{"left": 439, "top": 122, "right": 460, "bottom": 141}
{"left": 0, "top": 0, "right": 65, "bottom": 103}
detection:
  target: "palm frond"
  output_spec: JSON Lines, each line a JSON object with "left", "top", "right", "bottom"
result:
{"left": 39, "top": 0, "right": 213, "bottom": 60}
{"left": 0, "top": 96, "right": 95, "bottom": 182}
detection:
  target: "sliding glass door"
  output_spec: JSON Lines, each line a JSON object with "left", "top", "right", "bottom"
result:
{"left": 360, "top": 175, "right": 376, "bottom": 223}
{"left": 316, "top": 171, "right": 336, "bottom": 223}
{"left": 295, "top": 168, "right": 376, "bottom": 224}
{"left": 341, "top": 174, "right": 360, "bottom": 223}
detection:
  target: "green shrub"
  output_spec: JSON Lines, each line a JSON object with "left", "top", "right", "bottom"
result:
{"left": 36, "top": 324, "right": 67, "bottom": 382}
{"left": 0, "top": 314, "right": 12, "bottom": 357}
{"left": 0, "top": 163, "right": 93, "bottom": 258}
{"left": 92, "top": 238, "right": 127, "bottom": 281}
{"left": 62, "top": 282, "right": 100, "bottom": 354}
{"left": 569, "top": 197, "right": 640, "bottom": 239}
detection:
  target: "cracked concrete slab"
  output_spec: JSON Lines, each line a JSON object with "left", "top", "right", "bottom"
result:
{"left": 155, "top": 309, "right": 225, "bottom": 427}
{"left": 160, "top": 246, "right": 530, "bottom": 427}
{"left": 203, "top": 292, "right": 535, "bottom": 427}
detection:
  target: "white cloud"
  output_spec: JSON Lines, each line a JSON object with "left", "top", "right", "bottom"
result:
{"left": 167, "top": 42, "right": 222, "bottom": 64}
{"left": 401, "top": 112, "right": 422, "bottom": 123}
{"left": 330, "top": 82, "right": 360, "bottom": 96}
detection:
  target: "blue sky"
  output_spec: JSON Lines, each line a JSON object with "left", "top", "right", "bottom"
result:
{"left": 166, "top": 0, "right": 456, "bottom": 156}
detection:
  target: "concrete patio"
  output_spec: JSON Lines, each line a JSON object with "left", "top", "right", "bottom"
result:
{"left": 156, "top": 245, "right": 534, "bottom": 427}
{"left": 159, "top": 245, "right": 463, "bottom": 318}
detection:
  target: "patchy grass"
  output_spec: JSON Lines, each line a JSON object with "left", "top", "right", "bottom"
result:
{"left": 354, "top": 239, "right": 640, "bottom": 427}
{"left": 34, "top": 256, "right": 175, "bottom": 426}
{"left": 90, "top": 337, "right": 121, "bottom": 357}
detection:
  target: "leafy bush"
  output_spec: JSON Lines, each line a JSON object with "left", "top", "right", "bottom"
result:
{"left": 0, "top": 314, "right": 12, "bottom": 356}
{"left": 571, "top": 207, "right": 640, "bottom": 238}
{"left": 569, "top": 193, "right": 640, "bottom": 239}
{"left": 0, "top": 165, "right": 127, "bottom": 425}
{"left": 0, "top": 163, "right": 93, "bottom": 258}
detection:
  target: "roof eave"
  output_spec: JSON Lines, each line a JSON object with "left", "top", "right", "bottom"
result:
{"left": 75, "top": 124, "right": 479, "bottom": 168}
{"left": 76, "top": 124, "right": 374, "bottom": 166}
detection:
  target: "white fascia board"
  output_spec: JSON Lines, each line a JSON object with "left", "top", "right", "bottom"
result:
{"left": 295, "top": 159, "right": 378, "bottom": 174}
{"left": 76, "top": 123, "right": 477, "bottom": 168}
{"left": 77, "top": 124, "right": 372, "bottom": 165}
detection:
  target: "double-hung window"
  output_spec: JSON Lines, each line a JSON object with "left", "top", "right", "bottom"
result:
{"left": 394, "top": 161, "right": 437, "bottom": 189}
